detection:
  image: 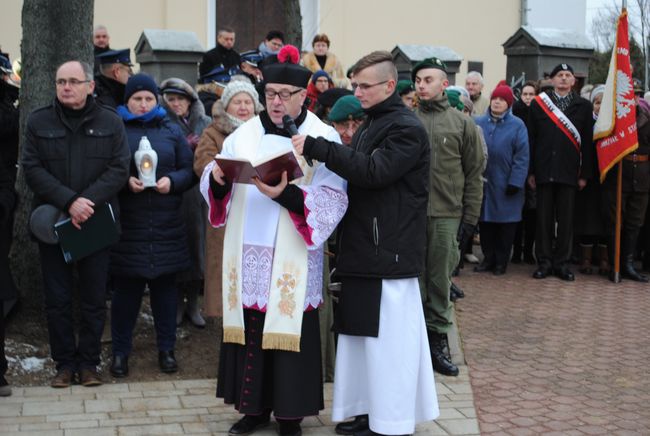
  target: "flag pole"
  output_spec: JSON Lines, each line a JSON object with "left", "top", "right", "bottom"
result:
{"left": 614, "top": 161, "right": 622, "bottom": 282}
{"left": 613, "top": 0, "right": 626, "bottom": 283}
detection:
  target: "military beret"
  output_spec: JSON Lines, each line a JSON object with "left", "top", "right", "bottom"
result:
{"left": 396, "top": 80, "right": 414, "bottom": 96}
{"left": 411, "top": 57, "right": 447, "bottom": 81}
{"left": 317, "top": 87, "right": 353, "bottom": 108}
{"left": 329, "top": 95, "right": 364, "bottom": 122}
{"left": 446, "top": 89, "right": 464, "bottom": 111}
{"left": 549, "top": 63, "right": 574, "bottom": 78}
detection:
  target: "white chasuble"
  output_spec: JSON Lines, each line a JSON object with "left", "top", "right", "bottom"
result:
{"left": 199, "top": 112, "right": 348, "bottom": 351}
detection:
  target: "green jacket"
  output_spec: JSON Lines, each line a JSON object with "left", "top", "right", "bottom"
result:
{"left": 416, "top": 93, "right": 484, "bottom": 224}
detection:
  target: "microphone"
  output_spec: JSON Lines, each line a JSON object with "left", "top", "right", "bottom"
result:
{"left": 283, "top": 114, "right": 313, "bottom": 167}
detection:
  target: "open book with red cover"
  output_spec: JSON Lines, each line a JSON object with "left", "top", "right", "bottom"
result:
{"left": 214, "top": 149, "right": 304, "bottom": 185}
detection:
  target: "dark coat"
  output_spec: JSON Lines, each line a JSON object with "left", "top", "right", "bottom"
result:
{"left": 94, "top": 74, "right": 126, "bottom": 109}
{"left": 110, "top": 111, "right": 194, "bottom": 279}
{"left": 602, "top": 105, "right": 650, "bottom": 193}
{"left": 574, "top": 114, "right": 604, "bottom": 236}
{"left": 0, "top": 80, "right": 19, "bottom": 300}
{"left": 198, "top": 44, "right": 240, "bottom": 77}
{"left": 22, "top": 96, "right": 131, "bottom": 218}
{"left": 528, "top": 92, "right": 594, "bottom": 186}
{"left": 304, "top": 92, "right": 430, "bottom": 279}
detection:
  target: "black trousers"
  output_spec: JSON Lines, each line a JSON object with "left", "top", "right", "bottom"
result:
{"left": 602, "top": 188, "right": 649, "bottom": 257}
{"left": 480, "top": 222, "right": 518, "bottom": 268}
{"left": 512, "top": 208, "right": 536, "bottom": 258}
{"left": 0, "top": 301, "right": 6, "bottom": 386}
{"left": 111, "top": 274, "right": 178, "bottom": 356}
{"left": 535, "top": 183, "right": 576, "bottom": 269}
{"left": 38, "top": 242, "right": 109, "bottom": 371}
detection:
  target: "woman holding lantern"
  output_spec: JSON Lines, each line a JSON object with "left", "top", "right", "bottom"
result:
{"left": 109, "top": 73, "right": 194, "bottom": 377}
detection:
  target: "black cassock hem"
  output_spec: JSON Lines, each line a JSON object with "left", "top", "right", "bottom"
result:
{"left": 216, "top": 308, "right": 324, "bottom": 418}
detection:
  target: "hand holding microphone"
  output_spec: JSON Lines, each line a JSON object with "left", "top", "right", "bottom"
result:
{"left": 283, "top": 115, "right": 312, "bottom": 166}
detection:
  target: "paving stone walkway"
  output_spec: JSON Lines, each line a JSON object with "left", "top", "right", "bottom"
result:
{"left": 455, "top": 262, "right": 650, "bottom": 435}
{"left": 0, "top": 372, "right": 478, "bottom": 435}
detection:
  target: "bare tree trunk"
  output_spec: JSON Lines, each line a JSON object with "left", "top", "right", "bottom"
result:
{"left": 12, "top": 0, "right": 94, "bottom": 314}
{"left": 284, "top": 0, "right": 303, "bottom": 49}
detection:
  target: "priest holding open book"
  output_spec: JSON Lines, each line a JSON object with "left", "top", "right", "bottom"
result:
{"left": 199, "top": 44, "right": 348, "bottom": 436}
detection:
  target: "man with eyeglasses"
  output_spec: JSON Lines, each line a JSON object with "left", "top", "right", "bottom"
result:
{"left": 413, "top": 58, "right": 484, "bottom": 378}
{"left": 94, "top": 48, "right": 133, "bottom": 108}
{"left": 22, "top": 60, "right": 130, "bottom": 388}
{"left": 201, "top": 45, "right": 347, "bottom": 436}
{"left": 292, "top": 50, "right": 438, "bottom": 436}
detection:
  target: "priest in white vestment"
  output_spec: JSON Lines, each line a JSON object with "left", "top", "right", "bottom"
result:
{"left": 200, "top": 45, "right": 348, "bottom": 436}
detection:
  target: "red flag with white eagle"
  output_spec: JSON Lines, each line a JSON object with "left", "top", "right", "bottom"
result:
{"left": 594, "top": 8, "right": 638, "bottom": 183}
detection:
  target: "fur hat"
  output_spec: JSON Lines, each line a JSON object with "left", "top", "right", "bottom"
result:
{"left": 220, "top": 80, "right": 260, "bottom": 110}
{"left": 160, "top": 77, "right": 198, "bottom": 102}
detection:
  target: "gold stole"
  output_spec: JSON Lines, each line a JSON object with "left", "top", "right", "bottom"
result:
{"left": 221, "top": 119, "right": 315, "bottom": 352}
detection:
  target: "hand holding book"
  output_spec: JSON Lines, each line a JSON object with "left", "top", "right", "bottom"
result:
{"left": 214, "top": 148, "right": 304, "bottom": 186}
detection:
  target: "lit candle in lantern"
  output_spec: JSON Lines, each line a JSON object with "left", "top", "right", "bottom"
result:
{"left": 134, "top": 136, "right": 158, "bottom": 187}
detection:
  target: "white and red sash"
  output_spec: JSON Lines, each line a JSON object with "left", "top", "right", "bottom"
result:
{"left": 535, "top": 92, "right": 581, "bottom": 151}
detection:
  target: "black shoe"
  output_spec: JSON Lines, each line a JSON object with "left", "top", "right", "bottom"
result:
{"left": 533, "top": 265, "right": 551, "bottom": 279}
{"left": 555, "top": 267, "right": 575, "bottom": 281}
{"left": 449, "top": 282, "right": 465, "bottom": 303}
{"left": 228, "top": 414, "right": 270, "bottom": 435}
{"left": 493, "top": 265, "right": 506, "bottom": 276}
{"left": 335, "top": 415, "right": 369, "bottom": 435}
{"left": 473, "top": 261, "right": 494, "bottom": 273}
{"left": 158, "top": 350, "right": 178, "bottom": 373}
{"left": 277, "top": 419, "right": 302, "bottom": 436}
{"left": 427, "top": 330, "right": 459, "bottom": 377}
{"left": 110, "top": 355, "right": 129, "bottom": 378}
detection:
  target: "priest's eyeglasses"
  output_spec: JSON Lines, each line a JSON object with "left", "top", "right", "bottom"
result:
{"left": 264, "top": 88, "right": 302, "bottom": 101}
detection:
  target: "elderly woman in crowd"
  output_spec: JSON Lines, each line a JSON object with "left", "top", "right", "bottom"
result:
{"left": 474, "top": 85, "right": 529, "bottom": 275}
{"left": 160, "top": 78, "right": 212, "bottom": 328}
{"left": 193, "top": 79, "right": 263, "bottom": 318}
{"left": 301, "top": 33, "right": 349, "bottom": 88}
{"left": 110, "top": 74, "right": 194, "bottom": 377}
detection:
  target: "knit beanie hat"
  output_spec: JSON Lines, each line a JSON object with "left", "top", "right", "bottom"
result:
{"left": 311, "top": 70, "right": 331, "bottom": 84}
{"left": 124, "top": 73, "right": 158, "bottom": 103}
{"left": 446, "top": 89, "right": 465, "bottom": 111}
{"left": 590, "top": 84, "right": 605, "bottom": 103}
{"left": 329, "top": 95, "right": 364, "bottom": 122}
{"left": 220, "top": 79, "right": 260, "bottom": 109}
{"left": 491, "top": 85, "right": 514, "bottom": 108}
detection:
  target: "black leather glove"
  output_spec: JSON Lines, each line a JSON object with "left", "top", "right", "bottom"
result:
{"left": 457, "top": 221, "right": 476, "bottom": 250}
{"left": 505, "top": 184, "right": 520, "bottom": 196}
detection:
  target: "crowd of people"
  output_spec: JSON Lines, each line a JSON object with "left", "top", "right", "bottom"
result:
{"left": 1, "top": 21, "right": 650, "bottom": 436}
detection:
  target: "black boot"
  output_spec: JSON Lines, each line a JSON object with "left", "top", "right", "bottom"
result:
{"left": 427, "top": 330, "right": 459, "bottom": 376}
{"left": 335, "top": 415, "right": 369, "bottom": 435}
{"left": 622, "top": 253, "right": 648, "bottom": 282}
{"left": 622, "top": 231, "right": 649, "bottom": 282}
